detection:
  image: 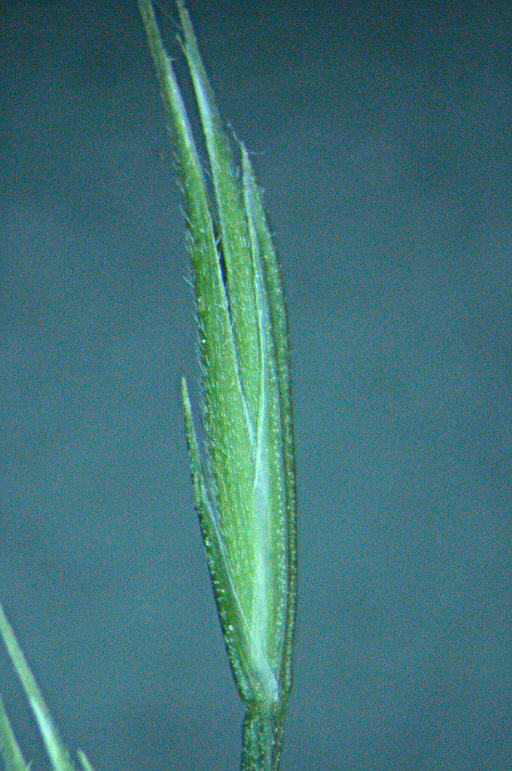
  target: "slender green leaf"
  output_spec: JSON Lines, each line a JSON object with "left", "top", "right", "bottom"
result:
{"left": 77, "top": 750, "right": 95, "bottom": 771}
{"left": 0, "top": 693, "right": 27, "bottom": 771}
{"left": 0, "top": 604, "right": 77, "bottom": 771}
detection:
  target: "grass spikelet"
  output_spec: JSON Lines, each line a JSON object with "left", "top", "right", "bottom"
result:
{"left": 138, "top": 2, "right": 298, "bottom": 767}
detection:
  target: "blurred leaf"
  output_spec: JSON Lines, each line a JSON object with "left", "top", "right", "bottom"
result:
{"left": 0, "top": 604, "right": 77, "bottom": 771}
{"left": 0, "top": 692, "right": 27, "bottom": 771}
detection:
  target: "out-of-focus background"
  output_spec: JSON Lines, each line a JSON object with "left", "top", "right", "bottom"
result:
{"left": 1, "top": 1, "right": 511, "bottom": 768}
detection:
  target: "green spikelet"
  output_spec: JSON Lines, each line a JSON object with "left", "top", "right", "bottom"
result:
{"left": 138, "top": 2, "right": 298, "bottom": 767}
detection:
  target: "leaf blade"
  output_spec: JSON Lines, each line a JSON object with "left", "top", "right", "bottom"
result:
{"left": 0, "top": 604, "right": 77, "bottom": 771}
{"left": 0, "top": 692, "right": 27, "bottom": 771}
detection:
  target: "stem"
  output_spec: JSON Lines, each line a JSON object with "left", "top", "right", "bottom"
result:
{"left": 240, "top": 702, "right": 286, "bottom": 770}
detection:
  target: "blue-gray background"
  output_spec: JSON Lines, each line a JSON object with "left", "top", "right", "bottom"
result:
{"left": 1, "top": 1, "right": 511, "bottom": 768}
